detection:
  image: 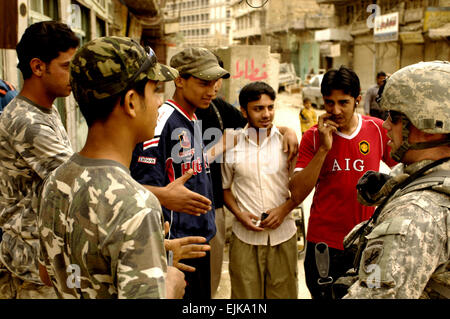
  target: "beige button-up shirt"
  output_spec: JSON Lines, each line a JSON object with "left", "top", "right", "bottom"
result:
{"left": 222, "top": 126, "right": 297, "bottom": 246}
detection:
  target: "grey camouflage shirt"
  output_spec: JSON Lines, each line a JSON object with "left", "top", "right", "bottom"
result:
{"left": 0, "top": 95, "right": 73, "bottom": 283}
{"left": 345, "top": 160, "right": 450, "bottom": 299}
{"left": 38, "top": 153, "right": 167, "bottom": 299}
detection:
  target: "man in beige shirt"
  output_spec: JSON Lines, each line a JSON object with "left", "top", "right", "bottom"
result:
{"left": 222, "top": 81, "right": 299, "bottom": 299}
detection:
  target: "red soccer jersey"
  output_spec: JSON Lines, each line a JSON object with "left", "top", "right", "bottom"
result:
{"left": 295, "top": 114, "right": 396, "bottom": 250}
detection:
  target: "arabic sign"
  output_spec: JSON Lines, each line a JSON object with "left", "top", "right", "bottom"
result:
{"left": 231, "top": 59, "right": 268, "bottom": 81}
{"left": 424, "top": 7, "right": 450, "bottom": 31}
{"left": 223, "top": 46, "right": 279, "bottom": 108}
{"left": 399, "top": 32, "right": 424, "bottom": 44}
{"left": 374, "top": 12, "right": 399, "bottom": 43}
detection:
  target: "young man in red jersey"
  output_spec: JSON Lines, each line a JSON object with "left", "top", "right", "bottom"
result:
{"left": 289, "top": 65, "right": 397, "bottom": 299}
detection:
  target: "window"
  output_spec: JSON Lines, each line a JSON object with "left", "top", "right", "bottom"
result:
{"left": 96, "top": 17, "right": 106, "bottom": 38}
{"left": 29, "top": 0, "right": 59, "bottom": 23}
{"left": 93, "top": 0, "right": 106, "bottom": 8}
{"left": 70, "top": 1, "right": 91, "bottom": 46}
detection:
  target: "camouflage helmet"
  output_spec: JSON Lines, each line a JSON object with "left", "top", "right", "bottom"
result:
{"left": 380, "top": 61, "right": 450, "bottom": 134}
{"left": 70, "top": 36, "right": 178, "bottom": 105}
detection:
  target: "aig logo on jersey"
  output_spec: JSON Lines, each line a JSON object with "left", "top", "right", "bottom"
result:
{"left": 359, "top": 140, "right": 370, "bottom": 155}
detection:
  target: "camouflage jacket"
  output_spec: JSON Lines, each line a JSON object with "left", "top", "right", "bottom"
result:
{"left": 0, "top": 95, "right": 73, "bottom": 283}
{"left": 345, "top": 160, "right": 450, "bottom": 299}
{"left": 38, "top": 153, "right": 167, "bottom": 298}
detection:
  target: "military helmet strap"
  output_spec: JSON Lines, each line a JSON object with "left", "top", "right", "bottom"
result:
{"left": 391, "top": 115, "right": 450, "bottom": 162}
{"left": 390, "top": 116, "right": 412, "bottom": 162}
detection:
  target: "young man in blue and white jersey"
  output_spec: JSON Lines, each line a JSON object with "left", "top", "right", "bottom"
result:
{"left": 130, "top": 47, "right": 229, "bottom": 299}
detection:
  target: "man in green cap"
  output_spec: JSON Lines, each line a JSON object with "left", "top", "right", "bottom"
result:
{"left": 130, "top": 47, "right": 231, "bottom": 299}
{"left": 37, "top": 36, "right": 199, "bottom": 298}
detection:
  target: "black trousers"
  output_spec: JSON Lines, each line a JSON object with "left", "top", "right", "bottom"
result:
{"left": 303, "top": 241, "right": 354, "bottom": 299}
{"left": 182, "top": 250, "right": 211, "bottom": 299}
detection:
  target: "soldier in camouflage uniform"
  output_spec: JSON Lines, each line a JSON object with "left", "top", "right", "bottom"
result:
{"left": 0, "top": 21, "right": 79, "bottom": 299}
{"left": 38, "top": 36, "right": 192, "bottom": 298}
{"left": 343, "top": 61, "right": 450, "bottom": 299}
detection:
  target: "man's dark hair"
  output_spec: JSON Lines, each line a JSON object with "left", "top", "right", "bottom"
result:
{"left": 213, "top": 52, "right": 224, "bottom": 68}
{"left": 78, "top": 78, "right": 148, "bottom": 127}
{"left": 375, "top": 78, "right": 387, "bottom": 105}
{"left": 376, "top": 71, "right": 386, "bottom": 78}
{"left": 16, "top": 21, "right": 79, "bottom": 79}
{"left": 320, "top": 65, "right": 360, "bottom": 99}
{"left": 239, "top": 81, "right": 276, "bottom": 110}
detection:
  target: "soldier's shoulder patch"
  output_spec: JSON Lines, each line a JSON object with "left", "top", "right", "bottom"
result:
{"left": 362, "top": 242, "right": 384, "bottom": 274}
{"left": 359, "top": 140, "right": 370, "bottom": 155}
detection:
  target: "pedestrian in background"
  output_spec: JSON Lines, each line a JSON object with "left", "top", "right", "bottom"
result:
{"left": 363, "top": 71, "right": 387, "bottom": 119}
{"left": 299, "top": 97, "right": 317, "bottom": 135}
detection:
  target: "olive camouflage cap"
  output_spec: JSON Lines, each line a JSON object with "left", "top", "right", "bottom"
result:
{"left": 380, "top": 60, "right": 450, "bottom": 134}
{"left": 170, "top": 47, "right": 230, "bottom": 81}
{"left": 70, "top": 36, "right": 178, "bottom": 105}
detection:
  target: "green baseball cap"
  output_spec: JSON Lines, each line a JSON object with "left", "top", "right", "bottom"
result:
{"left": 70, "top": 36, "right": 178, "bottom": 104}
{"left": 170, "top": 47, "right": 230, "bottom": 81}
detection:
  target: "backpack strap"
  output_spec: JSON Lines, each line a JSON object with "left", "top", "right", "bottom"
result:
{"left": 210, "top": 100, "right": 224, "bottom": 131}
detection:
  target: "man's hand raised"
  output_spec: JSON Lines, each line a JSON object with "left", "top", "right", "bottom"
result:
{"left": 164, "top": 222, "right": 210, "bottom": 272}
{"left": 145, "top": 169, "right": 212, "bottom": 216}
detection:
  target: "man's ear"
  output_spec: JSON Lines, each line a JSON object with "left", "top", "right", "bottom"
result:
{"left": 29, "top": 58, "right": 45, "bottom": 77}
{"left": 240, "top": 106, "right": 248, "bottom": 119}
{"left": 122, "top": 89, "right": 139, "bottom": 118}
{"left": 174, "top": 76, "right": 184, "bottom": 89}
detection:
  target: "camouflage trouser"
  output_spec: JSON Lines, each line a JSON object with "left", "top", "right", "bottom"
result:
{"left": 0, "top": 265, "right": 57, "bottom": 299}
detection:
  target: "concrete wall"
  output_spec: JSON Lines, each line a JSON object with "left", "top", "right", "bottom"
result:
{"left": 424, "top": 39, "right": 450, "bottom": 61}
{"left": 215, "top": 45, "right": 279, "bottom": 108}
{"left": 376, "top": 42, "right": 400, "bottom": 78}
{"left": 401, "top": 43, "right": 424, "bottom": 69}
{"left": 331, "top": 42, "right": 351, "bottom": 70}
{"left": 352, "top": 34, "right": 375, "bottom": 92}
